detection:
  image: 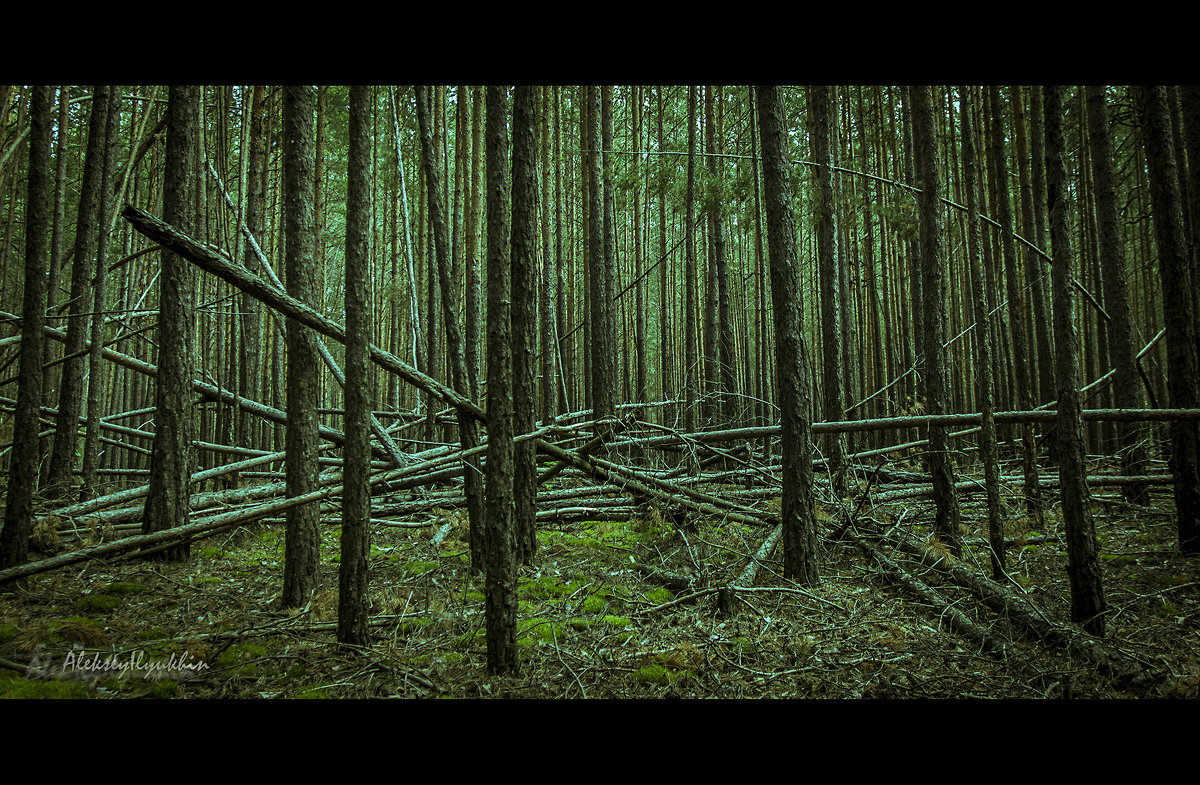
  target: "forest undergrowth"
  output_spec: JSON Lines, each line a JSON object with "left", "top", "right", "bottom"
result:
{"left": 1, "top": 450, "right": 1198, "bottom": 699}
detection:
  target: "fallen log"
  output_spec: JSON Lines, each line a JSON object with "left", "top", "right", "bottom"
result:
{"left": 122, "top": 205, "right": 484, "bottom": 423}
{"left": 881, "top": 527, "right": 1163, "bottom": 689}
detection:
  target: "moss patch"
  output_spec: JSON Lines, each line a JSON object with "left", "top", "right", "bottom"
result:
{"left": 0, "top": 672, "right": 92, "bottom": 699}
{"left": 79, "top": 594, "right": 121, "bottom": 612}
{"left": 103, "top": 581, "right": 149, "bottom": 596}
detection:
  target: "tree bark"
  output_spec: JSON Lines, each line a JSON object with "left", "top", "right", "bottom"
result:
{"left": 511, "top": 85, "right": 539, "bottom": 564}
{"left": 0, "top": 85, "right": 52, "bottom": 568}
{"left": 1138, "top": 85, "right": 1200, "bottom": 552}
{"left": 756, "top": 86, "right": 820, "bottom": 585}
{"left": 282, "top": 85, "right": 321, "bottom": 605}
{"left": 337, "top": 84, "right": 372, "bottom": 646}
{"left": 959, "top": 85, "right": 1005, "bottom": 580}
{"left": 45, "top": 86, "right": 110, "bottom": 499}
{"left": 484, "top": 85, "right": 519, "bottom": 674}
{"left": 810, "top": 85, "right": 848, "bottom": 495}
{"left": 990, "top": 86, "right": 1042, "bottom": 520}
{"left": 414, "top": 86, "right": 486, "bottom": 570}
{"left": 1046, "top": 85, "right": 1107, "bottom": 635}
{"left": 141, "top": 85, "right": 198, "bottom": 563}
{"left": 911, "top": 85, "right": 962, "bottom": 554}
{"left": 1086, "top": 86, "right": 1149, "bottom": 504}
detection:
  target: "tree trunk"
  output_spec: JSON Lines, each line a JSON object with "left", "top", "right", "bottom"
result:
{"left": 0, "top": 85, "right": 52, "bottom": 568}
{"left": 810, "top": 85, "right": 848, "bottom": 495}
{"left": 756, "top": 86, "right": 820, "bottom": 585}
{"left": 141, "top": 85, "right": 198, "bottom": 563}
{"left": 1046, "top": 84, "right": 1107, "bottom": 633}
{"left": 511, "top": 85, "right": 539, "bottom": 564}
{"left": 912, "top": 85, "right": 962, "bottom": 555}
{"left": 484, "top": 85, "right": 519, "bottom": 674}
{"left": 81, "top": 89, "right": 122, "bottom": 501}
{"left": 684, "top": 86, "right": 699, "bottom": 436}
{"left": 959, "top": 85, "right": 1005, "bottom": 580}
{"left": 1138, "top": 85, "right": 1200, "bottom": 552}
{"left": 414, "top": 86, "right": 486, "bottom": 570}
{"left": 281, "top": 85, "right": 321, "bottom": 604}
{"left": 990, "top": 86, "right": 1042, "bottom": 521}
{"left": 338, "top": 84, "right": 372, "bottom": 646}
{"left": 45, "top": 86, "right": 110, "bottom": 499}
{"left": 1086, "top": 86, "right": 1149, "bottom": 504}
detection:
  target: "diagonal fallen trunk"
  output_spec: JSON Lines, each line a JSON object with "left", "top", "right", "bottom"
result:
{"left": 122, "top": 204, "right": 484, "bottom": 423}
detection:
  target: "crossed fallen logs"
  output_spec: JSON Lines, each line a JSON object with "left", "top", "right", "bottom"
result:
{"left": 3, "top": 208, "right": 1198, "bottom": 595}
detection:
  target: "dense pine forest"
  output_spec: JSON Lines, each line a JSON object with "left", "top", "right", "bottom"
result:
{"left": 0, "top": 85, "right": 1198, "bottom": 699}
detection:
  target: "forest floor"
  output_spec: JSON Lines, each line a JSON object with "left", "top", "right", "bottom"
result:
{"left": 2, "top": 457, "right": 1199, "bottom": 699}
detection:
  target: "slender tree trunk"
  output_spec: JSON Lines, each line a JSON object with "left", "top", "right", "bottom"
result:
{"left": 756, "top": 86, "right": 820, "bottom": 585}
{"left": 484, "top": 85, "right": 518, "bottom": 674}
{"left": 239, "top": 85, "right": 267, "bottom": 454}
{"left": 1046, "top": 85, "right": 1107, "bottom": 633}
{"left": 81, "top": 90, "right": 122, "bottom": 501}
{"left": 911, "top": 85, "right": 962, "bottom": 555}
{"left": 599, "top": 85, "right": 619, "bottom": 421}
{"left": 282, "top": 85, "right": 321, "bottom": 604}
{"left": 414, "top": 86, "right": 485, "bottom": 570}
{"left": 46, "top": 86, "right": 110, "bottom": 499}
{"left": 142, "top": 85, "right": 198, "bottom": 563}
{"left": 511, "top": 86, "right": 539, "bottom": 564}
{"left": 0, "top": 86, "right": 52, "bottom": 568}
{"left": 338, "top": 84, "right": 372, "bottom": 646}
{"left": 658, "top": 87, "right": 673, "bottom": 427}
{"left": 959, "top": 86, "right": 1005, "bottom": 580}
{"left": 810, "top": 85, "right": 847, "bottom": 495}
{"left": 684, "top": 86, "right": 699, "bottom": 436}
{"left": 990, "top": 85, "right": 1042, "bottom": 521}
{"left": 1138, "top": 85, "right": 1200, "bottom": 551}
{"left": 540, "top": 85, "right": 558, "bottom": 425}
{"left": 41, "top": 87, "right": 70, "bottom": 418}
{"left": 1087, "top": 85, "right": 1149, "bottom": 504}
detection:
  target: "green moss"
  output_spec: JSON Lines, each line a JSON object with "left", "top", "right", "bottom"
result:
{"left": 103, "top": 581, "right": 148, "bottom": 596}
{"left": 0, "top": 675, "right": 93, "bottom": 699}
{"left": 217, "top": 642, "right": 270, "bottom": 676}
{"left": 520, "top": 574, "right": 586, "bottom": 603}
{"left": 517, "top": 618, "right": 567, "bottom": 647}
{"left": 198, "top": 546, "right": 227, "bottom": 560}
{"left": 645, "top": 587, "right": 672, "bottom": 605}
{"left": 634, "top": 663, "right": 693, "bottom": 686}
{"left": 145, "top": 679, "right": 179, "bottom": 699}
{"left": 403, "top": 560, "right": 439, "bottom": 577}
{"left": 1101, "top": 554, "right": 1137, "bottom": 565}
{"left": 0, "top": 624, "right": 20, "bottom": 643}
{"left": 599, "top": 615, "right": 631, "bottom": 629}
{"left": 582, "top": 594, "right": 607, "bottom": 614}
{"left": 463, "top": 591, "right": 486, "bottom": 604}
{"left": 634, "top": 664, "right": 673, "bottom": 685}
{"left": 79, "top": 594, "right": 121, "bottom": 612}
{"left": 294, "top": 686, "right": 331, "bottom": 699}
